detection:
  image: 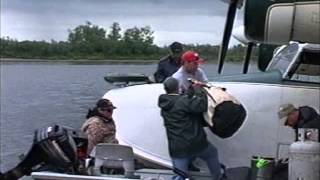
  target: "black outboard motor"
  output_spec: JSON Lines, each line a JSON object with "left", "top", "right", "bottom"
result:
{"left": 0, "top": 125, "right": 87, "bottom": 180}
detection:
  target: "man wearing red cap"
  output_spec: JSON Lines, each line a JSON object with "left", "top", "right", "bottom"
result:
{"left": 172, "top": 50, "right": 208, "bottom": 93}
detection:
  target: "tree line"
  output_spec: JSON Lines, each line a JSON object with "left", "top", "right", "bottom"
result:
{"left": 0, "top": 21, "right": 256, "bottom": 62}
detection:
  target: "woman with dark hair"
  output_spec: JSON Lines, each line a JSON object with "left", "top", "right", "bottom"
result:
{"left": 81, "top": 99, "right": 118, "bottom": 155}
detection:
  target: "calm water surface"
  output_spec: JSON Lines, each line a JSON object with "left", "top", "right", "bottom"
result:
{"left": 0, "top": 61, "right": 258, "bottom": 172}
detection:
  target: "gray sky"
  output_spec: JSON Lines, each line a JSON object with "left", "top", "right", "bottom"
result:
{"left": 1, "top": 0, "right": 243, "bottom": 46}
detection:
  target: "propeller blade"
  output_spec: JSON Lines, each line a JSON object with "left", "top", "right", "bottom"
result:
{"left": 217, "top": 0, "right": 239, "bottom": 74}
{"left": 242, "top": 42, "right": 254, "bottom": 74}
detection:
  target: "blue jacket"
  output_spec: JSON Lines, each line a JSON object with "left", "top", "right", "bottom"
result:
{"left": 154, "top": 55, "right": 181, "bottom": 83}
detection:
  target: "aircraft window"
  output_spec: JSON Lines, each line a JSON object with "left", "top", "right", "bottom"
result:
{"left": 287, "top": 50, "right": 320, "bottom": 84}
{"left": 268, "top": 43, "right": 299, "bottom": 73}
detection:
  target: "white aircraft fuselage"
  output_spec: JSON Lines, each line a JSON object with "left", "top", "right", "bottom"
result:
{"left": 103, "top": 43, "right": 320, "bottom": 168}
{"left": 103, "top": 82, "right": 319, "bottom": 168}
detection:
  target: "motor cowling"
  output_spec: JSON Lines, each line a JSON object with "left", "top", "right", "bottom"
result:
{"left": 34, "top": 125, "right": 78, "bottom": 169}
{"left": 0, "top": 125, "right": 87, "bottom": 180}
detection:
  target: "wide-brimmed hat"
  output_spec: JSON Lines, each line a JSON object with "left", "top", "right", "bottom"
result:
{"left": 278, "top": 104, "right": 296, "bottom": 119}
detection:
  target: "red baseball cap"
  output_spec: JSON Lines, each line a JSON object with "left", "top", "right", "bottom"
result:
{"left": 181, "top": 50, "right": 204, "bottom": 63}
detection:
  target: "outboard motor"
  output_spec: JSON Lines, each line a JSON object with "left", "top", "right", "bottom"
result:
{"left": 0, "top": 125, "right": 87, "bottom": 180}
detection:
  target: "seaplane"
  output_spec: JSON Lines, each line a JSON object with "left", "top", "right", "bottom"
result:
{"left": 1, "top": 0, "right": 319, "bottom": 179}
{"left": 102, "top": 0, "right": 320, "bottom": 170}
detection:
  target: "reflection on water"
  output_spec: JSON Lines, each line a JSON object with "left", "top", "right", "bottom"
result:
{"left": 0, "top": 61, "right": 257, "bottom": 172}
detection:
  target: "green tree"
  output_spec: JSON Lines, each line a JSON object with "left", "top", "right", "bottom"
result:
{"left": 122, "top": 26, "right": 155, "bottom": 55}
{"left": 108, "top": 22, "right": 121, "bottom": 41}
{"left": 68, "top": 21, "right": 106, "bottom": 56}
{"left": 123, "top": 26, "right": 153, "bottom": 44}
{"left": 1, "top": 22, "right": 251, "bottom": 61}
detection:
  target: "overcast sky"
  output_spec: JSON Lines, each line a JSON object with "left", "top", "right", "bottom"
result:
{"left": 1, "top": 0, "right": 243, "bottom": 46}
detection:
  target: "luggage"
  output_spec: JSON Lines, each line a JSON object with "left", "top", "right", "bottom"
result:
{"left": 202, "top": 87, "right": 247, "bottom": 138}
{"left": 209, "top": 101, "right": 246, "bottom": 138}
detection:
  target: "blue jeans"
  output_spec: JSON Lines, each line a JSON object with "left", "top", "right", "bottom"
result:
{"left": 171, "top": 143, "right": 221, "bottom": 180}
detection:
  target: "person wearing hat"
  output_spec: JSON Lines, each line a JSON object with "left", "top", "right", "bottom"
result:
{"left": 158, "top": 77, "right": 221, "bottom": 180}
{"left": 172, "top": 50, "right": 208, "bottom": 93}
{"left": 154, "top": 42, "right": 184, "bottom": 83}
{"left": 81, "top": 99, "right": 118, "bottom": 154}
{"left": 278, "top": 104, "right": 320, "bottom": 141}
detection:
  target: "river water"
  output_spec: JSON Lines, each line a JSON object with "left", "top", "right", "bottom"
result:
{"left": 0, "top": 61, "right": 258, "bottom": 173}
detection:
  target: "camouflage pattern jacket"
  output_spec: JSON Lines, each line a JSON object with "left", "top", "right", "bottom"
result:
{"left": 81, "top": 116, "right": 118, "bottom": 154}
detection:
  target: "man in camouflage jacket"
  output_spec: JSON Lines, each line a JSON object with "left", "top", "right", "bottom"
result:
{"left": 81, "top": 99, "right": 118, "bottom": 155}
